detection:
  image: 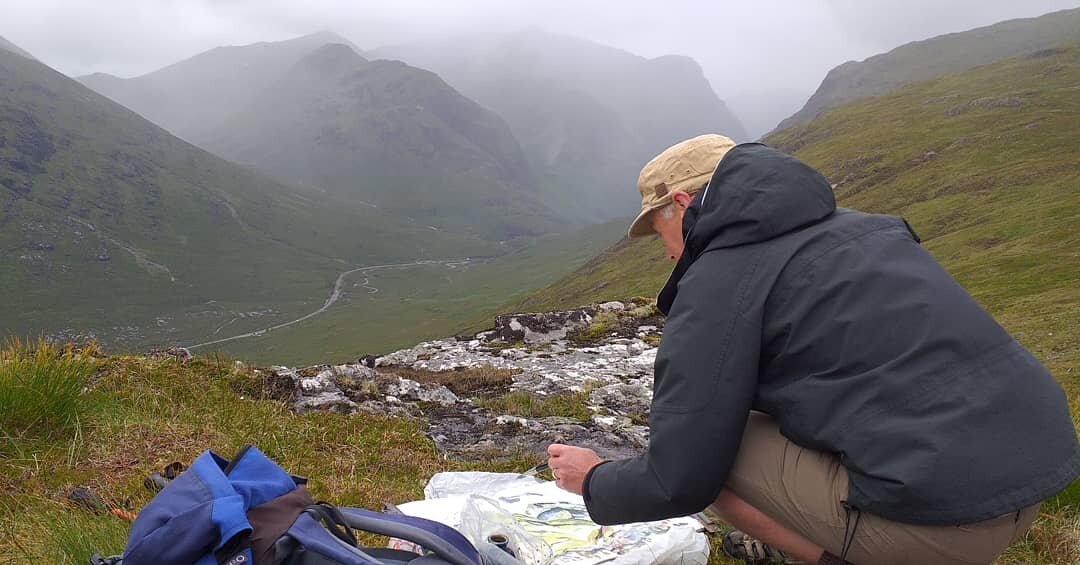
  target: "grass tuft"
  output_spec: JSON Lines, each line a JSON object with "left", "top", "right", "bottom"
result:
{"left": 1000, "top": 506, "right": 1080, "bottom": 564}
{"left": 478, "top": 390, "right": 593, "bottom": 420}
{"left": 0, "top": 338, "right": 99, "bottom": 439}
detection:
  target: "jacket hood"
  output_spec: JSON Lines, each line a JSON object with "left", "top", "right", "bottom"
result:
{"left": 658, "top": 143, "right": 836, "bottom": 314}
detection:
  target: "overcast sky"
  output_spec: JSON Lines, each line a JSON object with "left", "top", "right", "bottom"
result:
{"left": 3, "top": 0, "right": 1077, "bottom": 136}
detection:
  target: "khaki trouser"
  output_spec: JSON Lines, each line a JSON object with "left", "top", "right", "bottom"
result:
{"left": 718, "top": 413, "right": 1040, "bottom": 565}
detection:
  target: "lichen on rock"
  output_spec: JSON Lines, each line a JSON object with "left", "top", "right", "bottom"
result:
{"left": 273, "top": 301, "right": 665, "bottom": 460}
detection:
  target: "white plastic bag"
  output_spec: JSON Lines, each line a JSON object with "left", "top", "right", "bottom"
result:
{"left": 397, "top": 472, "right": 709, "bottom": 565}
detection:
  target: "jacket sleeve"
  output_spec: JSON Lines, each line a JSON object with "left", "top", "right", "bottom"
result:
{"left": 583, "top": 251, "right": 761, "bottom": 524}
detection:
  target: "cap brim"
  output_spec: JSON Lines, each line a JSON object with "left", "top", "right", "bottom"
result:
{"left": 627, "top": 206, "right": 658, "bottom": 238}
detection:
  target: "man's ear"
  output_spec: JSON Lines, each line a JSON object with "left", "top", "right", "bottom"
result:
{"left": 671, "top": 190, "right": 693, "bottom": 210}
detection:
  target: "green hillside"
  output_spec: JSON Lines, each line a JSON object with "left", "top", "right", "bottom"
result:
{"left": 775, "top": 7, "right": 1080, "bottom": 132}
{"left": 371, "top": 29, "right": 748, "bottom": 223}
{"left": 199, "top": 43, "right": 563, "bottom": 241}
{"left": 513, "top": 43, "right": 1080, "bottom": 394}
{"left": 0, "top": 46, "right": 493, "bottom": 352}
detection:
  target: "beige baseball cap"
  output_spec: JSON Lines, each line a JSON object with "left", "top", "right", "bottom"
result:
{"left": 628, "top": 134, "right": 736, "bottom": 238}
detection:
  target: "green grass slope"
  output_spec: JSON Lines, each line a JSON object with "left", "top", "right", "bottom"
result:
{"left": 775, "top": 7, "right": 1080, "bottom": 132}
{"left": 514, "top": 43, "right": 1080, "bottom": 396}
{"left": 0, "top": 46, "right": 492, "bottom": 352}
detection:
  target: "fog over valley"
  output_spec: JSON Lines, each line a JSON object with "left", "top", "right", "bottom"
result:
{"left": 4, "top": 0, "right": 1078, "bottom": 138}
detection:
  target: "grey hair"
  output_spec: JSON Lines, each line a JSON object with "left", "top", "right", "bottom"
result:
{"left": 657, "top": 203, "right": 676, "bottom": 219}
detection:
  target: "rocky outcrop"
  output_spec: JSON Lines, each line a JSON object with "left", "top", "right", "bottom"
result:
{"left": 489, "top": 307, "right": 596, "bottom": 344}
{"left": 264, "top": 301, "right": 665, "bottom": 460}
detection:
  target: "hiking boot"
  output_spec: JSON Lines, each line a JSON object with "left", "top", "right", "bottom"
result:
{"left": 722, "top": 529, "right": 801, "bottom": 564}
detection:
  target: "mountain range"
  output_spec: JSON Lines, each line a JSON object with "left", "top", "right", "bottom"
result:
{"left": 6, "top": 10, "right": 1077, "bottom": 363}
{"left": 80, "top": 33, "right": 561, "bottom": 241}
{"left": 195, "top": 43, "right": 561, "bottom": 239}
{"left": 0, "top": 37, "right": 495, "bottom": 349}
{"left": 371, "top": 29, "right": 748, "bottom": 222}
{"left": 78, "top": 31, "right": 359, "bottom": 143}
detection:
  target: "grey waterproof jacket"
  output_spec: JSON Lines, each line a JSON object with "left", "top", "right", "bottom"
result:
{"left": 583, "top": 143, "right": 1079, "bottom": 526}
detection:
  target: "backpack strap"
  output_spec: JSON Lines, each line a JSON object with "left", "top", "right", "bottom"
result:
{"left": 304, "top": 503, "right": 360, "bottom": 548}
{"left": 338, "top": 508, "right": 480, "bottom": 565}
{"left": 248, "top": 486, "right": 316, "bottom": 565}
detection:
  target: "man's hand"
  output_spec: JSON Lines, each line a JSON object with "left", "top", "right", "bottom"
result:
{"left": 547, "top": 444, "right": 602, "bottom": 495}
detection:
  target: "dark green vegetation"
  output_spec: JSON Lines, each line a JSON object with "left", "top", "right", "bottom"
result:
{"left": 0, "top": 338, "right": 97, "bottom": 435}
{"left": 775, "top": 7, "right": 1080, "bottom": 132}
{"left": 372, "top": 29, "right": 748, "bottom": 223}
{"left": 514, "top": 43, "right": 1080, "bottom": 562}
{"left": 80, "top": 34, "right": 564, "bottom": 242}
{"left": 0, "top": 44, "right": 498, "bottom": 353}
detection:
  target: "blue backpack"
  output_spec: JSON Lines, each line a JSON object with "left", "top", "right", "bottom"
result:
{"left": 120, "top": 445, "right": 487, "bottom": 565}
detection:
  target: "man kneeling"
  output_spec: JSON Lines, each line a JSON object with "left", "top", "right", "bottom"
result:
{"left": 546, "top": 135, "right": 1079, "bottom": 565}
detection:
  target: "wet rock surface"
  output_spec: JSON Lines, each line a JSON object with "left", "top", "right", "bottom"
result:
{"left": 266, "top": 301, "right": 665, "bottom": 460}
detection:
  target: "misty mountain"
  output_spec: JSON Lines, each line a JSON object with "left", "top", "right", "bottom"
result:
{"left": 0, "top": 35, "right": 35, "bottom": 60}
{"left": 79, "top": 33, "right": 565, "bottom": 240}
{"left": 370, "top": 29, "right": 749, "bottom": 222}
{"left": 726, "top": 87, "right": 809, "bottom": 141}
{"left": 196, "top": 43, "right": 564, "bottom": 240}
{"left": 0, "top": 45, "right": 492, "bottom": 349}
{"left": 774, "top": 7, "right": 1080, "bottom": 133}
{"left": 77, "top": 31, "right": 358, "bottom": 142}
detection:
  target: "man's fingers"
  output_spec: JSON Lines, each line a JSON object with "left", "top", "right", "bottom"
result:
{"left": 547, "top": 443, "right": 566, "bottom": 456}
